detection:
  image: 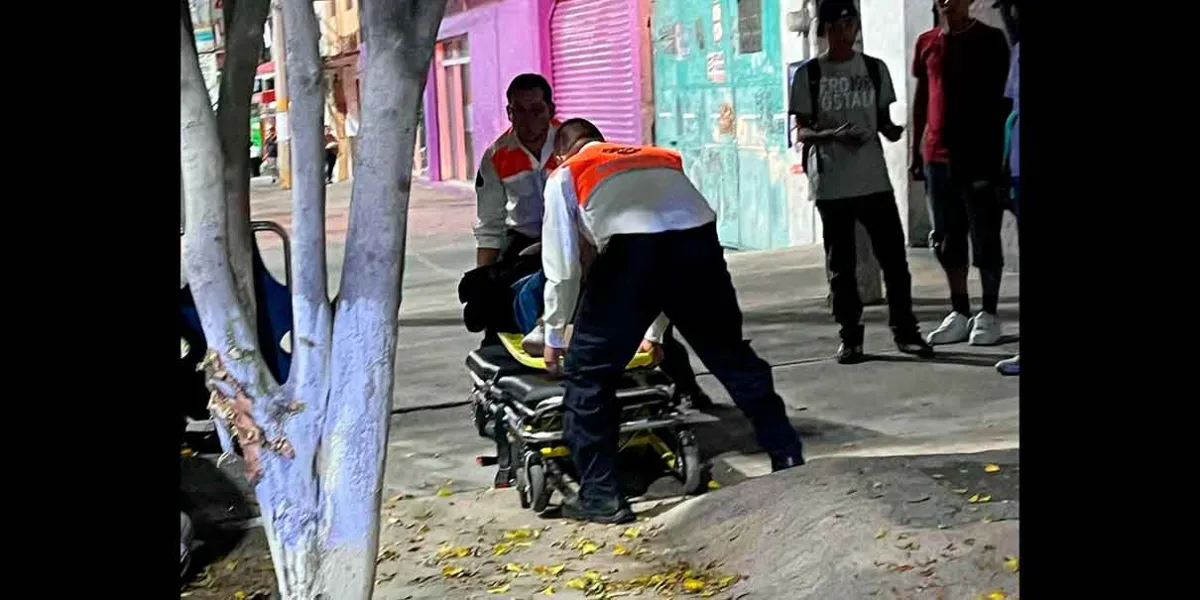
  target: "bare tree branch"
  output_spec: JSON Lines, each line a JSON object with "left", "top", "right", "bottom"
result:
{"left": 217, "top": 0, "right": 272, "bottom": 334}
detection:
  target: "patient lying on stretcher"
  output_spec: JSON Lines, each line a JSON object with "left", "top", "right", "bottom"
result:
{"left": 509, "top": 242, "right": 666, "bottom": 364}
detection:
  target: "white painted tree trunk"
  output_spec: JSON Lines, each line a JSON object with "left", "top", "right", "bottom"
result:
{"left": 180, "top": 1, "right": 447, "bottom": 598}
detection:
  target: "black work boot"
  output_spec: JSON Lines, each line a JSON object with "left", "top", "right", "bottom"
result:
{"left": 894, "top": 330, "right": 934, "bottom": 358}
{"left": 770, "top": 453, "right": 806, "bottom": 473}
{"left": 836, "top": 342, "right": 866, "bottom": 364}
{"left": 560, "top": 494, "right": 636, "bottom": 525}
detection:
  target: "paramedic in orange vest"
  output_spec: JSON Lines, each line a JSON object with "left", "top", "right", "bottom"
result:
{"left": 474, "top": 74, "right": 562, "bottom": 266}
{"left": 542, "top": 119, "right": 806, "bottom": 524}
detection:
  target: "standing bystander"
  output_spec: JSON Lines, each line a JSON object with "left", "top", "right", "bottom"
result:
{"left": 910, "top": 0, "right": 1012, "bottom": 347}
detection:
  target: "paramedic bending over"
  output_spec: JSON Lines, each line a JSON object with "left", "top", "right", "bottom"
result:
{"left": 541, "top": 119, "right": 806, "bottom": 525}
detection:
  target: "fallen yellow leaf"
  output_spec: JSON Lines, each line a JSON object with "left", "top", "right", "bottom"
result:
{"left": 984, "top": 463, "right": 1000, "bottom": 473}
{"left": 613, "top": 544, "right": 629, "bottom": 556}
{"left": 683, "top": 578, "right": 706, "bottom": 592}
{"left": 583, "top": 570, "right": 602, "bottom": 582}
{"left": 487, "top": 584, "right": 511, "bottom": 594}
{"left": 622, "top": 527, "right": 642, "bottom": 539}
{"left": 441, "top": 566, "right": 464, "bottom": 578}
{"left": 980, "top": 590, "right": 1008, "bottom": 600}
{"left": 539, "top": 584, "right": 555, "bottom": 595}
{"left": 580, "top": 542, "right": 600, "bottom": 555}
{"left": 707, "top": 480, "right": 722, "bottom": 490}
{"left": 875, "top": 528, "right": 888, "bottom": 540}
{"left": 547, "top": 564, "right": 566, "bottom": 576}
{"left": 504, "top": 528, "right": 538, "bottom": 540}
{"left": 505, "top": 563, "right": 526, "bottom": 573}
{"left": 566, "top": 578, "right": 589, "bottom": 590}
{"left": 436, "top": 545, "right": 473, "bottom": 559}
{"left": 436, "top": 487, "right": 453, "bottom": 497}
{"left": 493, "top": 542, "right": 511, "bottom": 556}
{"left": 967, "top": 493, "right": 993, "bottom": 503}
{"left": 1003, "top": 556, "right": 1019, "bottom": 573}
{"left": 234, "top": 592, "right": 248, "bottom": 600}
{"left": 717, "top": 575, "right": 740, "bottom": 587}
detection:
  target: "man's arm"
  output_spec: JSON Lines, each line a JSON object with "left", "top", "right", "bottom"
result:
{"left": 910, "top": 41, "right": 929, "bottom": 180}
{"left": 474, "top": 148, "right": 506, "bottom": 266}
{"left": 877, "top": 60, "right": 904, "bottom": 142}
{"left": 541, "top": 172, "right": 583, "bottom": 351}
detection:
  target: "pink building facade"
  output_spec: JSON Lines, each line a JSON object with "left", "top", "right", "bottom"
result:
{"left": 423, "top": 0, "right": 652, "bottom": 183}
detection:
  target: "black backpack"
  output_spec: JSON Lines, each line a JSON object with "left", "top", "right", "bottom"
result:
{"left": 792, "top": 53, "right": 890, "bottom": 174}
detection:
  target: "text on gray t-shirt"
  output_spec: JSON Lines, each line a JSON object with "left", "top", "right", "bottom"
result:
{"left": 789, "top": 53, "right": 897, "bottom": 201}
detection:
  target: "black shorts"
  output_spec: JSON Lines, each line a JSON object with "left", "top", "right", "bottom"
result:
{"left": 924, "top": 162, "right": 1005, "bottom": 271}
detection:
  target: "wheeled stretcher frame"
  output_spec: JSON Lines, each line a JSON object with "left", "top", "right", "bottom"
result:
{"left": 466, "top": 346, "right": 706, "bottom": 513}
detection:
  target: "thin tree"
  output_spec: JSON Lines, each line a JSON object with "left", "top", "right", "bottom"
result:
{"left": 180, "top": 0, "right": 447, "bottom": 597}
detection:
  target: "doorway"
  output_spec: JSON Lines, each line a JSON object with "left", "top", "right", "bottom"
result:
{"left": 433, "top": 35, "right": 475, "bottom": 182}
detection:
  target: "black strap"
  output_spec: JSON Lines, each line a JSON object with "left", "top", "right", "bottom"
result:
{"left": 798, "top": 58, "right": 823, "bottom": 174}
{"left": 862, "top": 54, "right": 892, "bottom": 129}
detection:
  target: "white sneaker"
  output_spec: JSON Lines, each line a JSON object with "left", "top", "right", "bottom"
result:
{"left": 926, "top": 312, "right": 971, "bottom": 346}
{"left": 969, "top": 311, "right": 1003, "bottom": 346}
{"left": 521, "top": 321, "right": 546, "bottom": 356}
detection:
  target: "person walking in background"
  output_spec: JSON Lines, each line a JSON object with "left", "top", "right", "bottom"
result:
{"left": 264, "top": 126, "right": 279, "bottom": 183}
{"left": 910, "top": 0, "right": 1012, "bottom": 347}
{"left": 789, "top": 0, "right": 934, "bottom": 364}
{"left": 324, "top": 126, "right": 339, "bottom": 184}
{"left": 994, "top": 0, "right": 1020, "bottom": 375}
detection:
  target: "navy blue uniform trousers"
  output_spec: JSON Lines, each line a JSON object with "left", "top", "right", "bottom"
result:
{"left": 562, "top": 222, "right": 803, "bottom": 505}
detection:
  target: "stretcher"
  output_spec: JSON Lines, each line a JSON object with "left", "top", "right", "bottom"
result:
{"left": 467, "top": 339, "right": 706, "bottom": 513}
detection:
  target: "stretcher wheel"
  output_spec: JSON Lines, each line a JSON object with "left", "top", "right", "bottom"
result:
{"left": 527, "top": 459, "right": 550, "bottom": 513}
{"left": 514, "top": 445, "right": 531, "bottom": 509}
{"left": 676, "top": 429, "right": 705, "bottom": 496}
{"left": 472, "top": 397, "right": 490, "bottom": 439}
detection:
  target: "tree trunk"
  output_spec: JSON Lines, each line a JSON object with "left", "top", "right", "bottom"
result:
{"left": 218, "top": 0, "right": 272, "bottom": 331}
{"left": 317, "top": 0, "right": 446, "bottom": 596}
{"left": 183, "top": 1, "right": 446, "bottom": 597}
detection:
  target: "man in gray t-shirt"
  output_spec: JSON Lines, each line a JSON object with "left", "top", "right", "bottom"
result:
{"left": 788, "top": 0, "right": 931, "bottom": 364}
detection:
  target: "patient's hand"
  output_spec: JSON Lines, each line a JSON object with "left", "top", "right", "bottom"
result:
{"left": 544, "top": 346, "right": 565, "bottom": 376}
{"left": 639, "top": 339, "right": 664, "bottom": 365}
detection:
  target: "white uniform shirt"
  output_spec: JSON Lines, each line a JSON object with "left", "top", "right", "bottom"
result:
{"left": 541, "top": 142, "right": 717, "bottom": 349}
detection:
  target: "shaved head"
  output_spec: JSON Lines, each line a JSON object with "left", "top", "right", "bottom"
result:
{"left": 555, "top": 118, "right": 605, "bottom": 158}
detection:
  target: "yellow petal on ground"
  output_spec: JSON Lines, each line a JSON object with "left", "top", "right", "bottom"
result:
{"left": 683, "top": 578, "right": 706, "bottom": 592}
{"left": 566, "top": 578, "right": 589, "bottom": 590}
{"left": 441, "top": 566, "right": 464, "bottom": 578}
{"left": 539, "top": 585, "right": 555, "bottom": 595}
{"left": 622, "top": 527, "right": 642, "bottom": 539}
{"left": 1003, "top": 556, "right": 1019, "bottom": 573}
{"left": 504, "top": 528, "right": 537, "bottom": 540}
{"left": 707, "top": 480, "right": 722, "bottom": 490}
{"left": 583, "top": 570, "right": 603, "bottom": 581}
{"left": 436, "top": 487, "right": 454, "bottom": 497}
{"left": 984, "top": 463, "right": 1001, "bottom": 473}
{"left": 504, "top": 563, "right": 526, "bottom": 573}
{"left": 875, "top": 528, "right": 888, "bottom": 540}
{"left": 580, "top": 542, "right": 600, "bottom": 555}
{"left": 967, "top": 493, "right": 982, "bottom": 503}
{"left": 717, "top": 575, "right": 740, "bottom": 587}
{"left": 981, "top": 590, "right": 1008, "bottom": 600}
{"left": 487, "top": 584, "right": 511, "bottom": 594}
{"left": 547, "top": 564, "right": 566, "bottom": 576}
{"left": 493, "top": 542, "right": 512, "bottom": 556}
{"left": 613, "top": 544, "right": 629, "bottom": 556}
{"left": 234, "top": 592, "right": 248, "bottom": 600}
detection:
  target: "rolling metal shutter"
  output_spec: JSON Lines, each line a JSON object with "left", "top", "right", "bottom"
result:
{"left": 550, "top": 0, "right": 642, "bottom": 144}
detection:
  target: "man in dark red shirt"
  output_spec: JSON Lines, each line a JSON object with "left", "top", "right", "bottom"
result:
{"left": 910, "top": 0, "right": 1012, "bottom": 347}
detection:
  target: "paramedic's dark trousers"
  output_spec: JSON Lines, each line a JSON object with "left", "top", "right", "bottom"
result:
{"left": 563, "top": 223, "right": 804, "bottom": 507}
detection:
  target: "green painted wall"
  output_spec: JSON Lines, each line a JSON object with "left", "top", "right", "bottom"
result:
{"left": 652, "top": 0, "right": 789, "bottom": 250}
